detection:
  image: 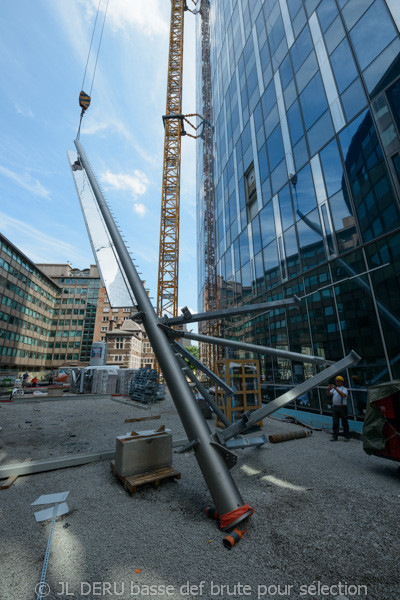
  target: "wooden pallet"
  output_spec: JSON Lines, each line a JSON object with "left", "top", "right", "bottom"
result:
{"left": 110, "top": 460, "right": 181, "bottom": 494}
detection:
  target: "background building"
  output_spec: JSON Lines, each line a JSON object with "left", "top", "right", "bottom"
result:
{"left": 94, "top": 285, "right": 155, "bottom": 369}
{"left": 197, "top": 0, "right": 400, "bottom": 419}
{"left": 37, "top": 263, "right": 100, "bottom": 367}
{"left": 0, "top": 233, "right": 60, "bottom": 372}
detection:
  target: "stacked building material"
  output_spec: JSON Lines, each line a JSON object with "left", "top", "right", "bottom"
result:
{"left": 117, "top": 369, "right": 138, "bottom": 396}
{"left": 129, "top": 369, "right": 161, "bottom": 404}
{"left": 91, "top": 368, "right": 118, "bottom": 395}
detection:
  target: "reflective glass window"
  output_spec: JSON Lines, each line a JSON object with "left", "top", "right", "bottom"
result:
{"left": 324, "top": 15, "right": 346, "bottom": 55}
{"left": 239, "top": 229, "right": 250, "bottom": 267}
{"left": 362, "top": 38, "right": 400, "bottom": 97}
{"left": 259, "top": 202, "right": 276, "bottom": 248}
{"left": 258, "top": 144, "right": 269, "bottom": 183}
{"left": 284, "top": 226, "right": 300, "bottom": 279}
{"left": 320, "top": 138, "right": 344, "bottom": 198}
{"left": 288, "top": 0, "right": 303, "bottom": 20}
{"left": 317, "top": 0, "right": 338, "bottom": 32}
{"left": 367, "top": 233, "right": 400, "bottom": 379}
{"left": 295, "top": 51, "right": 319, "bottom": 94}
{"left": 297, "top": 208, "right": 326, "bottom": 271}
{"left": 287, "top": 100, "right": 304, "bottom": 146}
{"left": 342, "top": 0, "right": 374, "bottom": 31}
{"left": 332, "top": 250, "right": 387, "bottom": 381}
{"left": 261, "top": 80, "right": 276, "bottom": 119}
{"left": 271, "top": 159, "right": 288, "bottom": 195}
{"left": 339, "top": 110, "right": 400, "bottom": 242}
{"left": 349, "top": 0, "right": 397, "bottom": 72}
{"left": 293, "top": 136, "right": 309, "bottom": 171}
{"left": 291, "top": 25, "right": 313, "bottom": 72}
{"left": 252, "top": 216, "right": 262, "bottom": 255}
{"left": 267, "top": 125, "right": 285, "bottom": 171}
{"left": 293, "top": 163, "right": 318, "bottom": 219}
{"left": 306, "top": 268, "right": 343, "bottom": 361}
{"left": 279, "top": 184, "right": 294, "bottom": 231}
{"left": 385, "top": 78, "right": 400, "bottom": 141}
{"left": 328, "top": 190, "right": 359, "bottom": 253}
{"left": 263, "top": 240, "right": 281, "bottom": 290}
{"left": 330, "top": 38, "right": 358, "bottom": 94}
{"left": 341, "top": 77, "right": 367, "bottom": 122}
{"left": 264, "top": 105, "right": 280, "bottom": 138}
{"left": 307, "top": 110, "right": 335, "bottom": 157}
{"left": 300, "top": 73, "right": 329, "bottom": 130}
{"left": 280, "top": 55, "right": 293, "bottom": 90}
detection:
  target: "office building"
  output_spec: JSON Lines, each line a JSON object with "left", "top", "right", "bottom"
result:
{"left": 37, "top": 263, "right": 101, "bottom": 366}
{"left": 197, "top": 0, "right": 400, "bottom": 418}
{"left": 0, "top": 233, "right": 60, "bottom": 372}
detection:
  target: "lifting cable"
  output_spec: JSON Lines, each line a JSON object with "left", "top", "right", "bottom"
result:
{"left": 77, "top": 0, "right": 110, "bottom": 140}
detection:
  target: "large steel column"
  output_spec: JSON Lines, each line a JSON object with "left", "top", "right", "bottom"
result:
{"left": 74, "top": 139, "right": 250, "bottom": 526}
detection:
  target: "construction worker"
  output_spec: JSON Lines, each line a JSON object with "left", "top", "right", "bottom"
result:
{"left": 327, "top": 375, "right": 350, "bottom": 442}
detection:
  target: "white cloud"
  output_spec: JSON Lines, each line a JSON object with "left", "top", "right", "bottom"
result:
{"left": 15, "top": 104, "right": 34, "bottom": 118}
{"left": 100, "top": 169, "right": 149, "bottom": 198}
{"left": 0, "top": 213, "right": 82, "bottom": 264}
{"left": 83, "top": 0, "right": 169, "bottom": 38}
{"left": 133, "top": 203, "right": 147, "bottom": 217}
{"left": 0, "top": 165, "right": 50, "bottom": 199}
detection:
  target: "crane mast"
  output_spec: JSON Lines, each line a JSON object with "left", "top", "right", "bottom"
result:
{"left": 198, "top": 0, "right": 220, "bottom": 371}
{"left": 156, "top": 0, "right": 185, "bottom": 320}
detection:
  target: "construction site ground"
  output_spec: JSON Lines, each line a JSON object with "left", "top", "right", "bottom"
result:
{"left": 0, "top": 391, "right": 398, "bottom": 600}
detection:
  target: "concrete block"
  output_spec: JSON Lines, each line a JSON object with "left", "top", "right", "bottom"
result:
{"left": 115, "top": 429, "right": 172, "bottom": 477}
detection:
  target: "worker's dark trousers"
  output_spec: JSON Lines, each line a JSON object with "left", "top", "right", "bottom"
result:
{"left": 332, "top": 405, "right": 350, "bottom": 439}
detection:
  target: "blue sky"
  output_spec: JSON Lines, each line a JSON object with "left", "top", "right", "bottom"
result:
{"left": 0, "top": 0, "right": 197, "bottom": 313}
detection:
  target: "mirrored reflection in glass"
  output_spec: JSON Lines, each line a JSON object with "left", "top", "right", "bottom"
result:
{"left": 330, "top": 38, "right": 358, "bottom": 94}
{"left": 284, "top": 226, "right": 300, "bottom": 278}
{"left": 367, "top": 232, "right": 400, "bottom": 380}
{"left": 263, "top": 240, "right": 281, "bottom": 290}
{"left": 349, "top": 0, "right": 396, "bottom": 72}
{"left": 328, "top": 190, "right": 359, "bottom": 253}
{"left": 307, "top": 109, "right": 335, "bottom": 157}
{"left": 340, "top": 77, "right": 367, "bottom": 122}
{"left": 297, "top": 208, "right": 326, "bottom": 271}
{"left": 333, "top": 266, "right": 387, "bottom": 382}
{"left": 260, "top": 201, "right": 276, "bottom": 248}
{"left": 324, "top": 14, "right": 346, "bottom": 55}
{"left": 319, "top": 138, "right": 344, "bottom": 197}
{"left": 363, "top": 38, "right": 400, "bottom": 96}
{"left": 279, "top": 184, "right": 294, "bottom": 231}
{"left": 292, "top": 163, "right": 317, "bottom": 218}
{"left": 339, "top": 110, "right": 400, "bottom": 243}
{"left": 300, "top": 72, "right": 329, "bottom": 130}
{"left": 305, "top": 268, "right": 343, "bottom": 361}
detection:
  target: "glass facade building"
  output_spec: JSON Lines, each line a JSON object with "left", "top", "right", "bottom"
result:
{"left": 196, "top": 0, "right": 400, "bottom": 419}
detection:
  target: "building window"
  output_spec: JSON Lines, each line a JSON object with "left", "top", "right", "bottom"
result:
{"left": 102, "top": 316, "right": 109, "bottom": 322}
{"left": 103, "top": 307, "right": 110, "bottom": 312}
{"left": 245, "top": 165, "right": 257, "bottom": 223}
{"left": 123, "top": 308, "right": 131, "bottom": 312}
{"left": 101, "top": 326, "right": 107, "bottom": 332}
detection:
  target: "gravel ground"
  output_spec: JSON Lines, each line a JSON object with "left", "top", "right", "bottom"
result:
{"left": 0, "top": 392, "right": 399, "bottom": 600}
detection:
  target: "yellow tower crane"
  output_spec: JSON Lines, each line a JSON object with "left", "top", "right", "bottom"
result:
{"left": 156, "top": 0, "right": 185, "bottom": 321}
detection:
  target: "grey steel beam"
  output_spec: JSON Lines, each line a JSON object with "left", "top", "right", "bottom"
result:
{"left": 174, "top": 352, "right": 231, "bottom": 427}
{"left": 165, "top": 297, "right": 300, "bottom": 325}
{"left": 172, "top": 341, "right": 235, "bottom": 396}
{"left": 217, "top": 351, "right": 361, "bottom": 442}
{"left": 74, "top": 139, "right": 251, "bottom": 527}
{"left": 170, "top": 329, "right": 334, "bottom": 366}
{"left": 0, "top": 438, "right": 190, "bottom": 479}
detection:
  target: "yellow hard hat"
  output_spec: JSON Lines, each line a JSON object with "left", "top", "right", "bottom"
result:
{"left": 335, "top": 375, "right": 344, "bottom": 381}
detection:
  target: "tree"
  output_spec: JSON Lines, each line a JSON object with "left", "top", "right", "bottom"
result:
{"left": 183, "top": 345, "right": 199, "bottom": 371}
